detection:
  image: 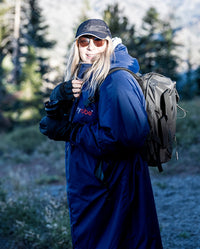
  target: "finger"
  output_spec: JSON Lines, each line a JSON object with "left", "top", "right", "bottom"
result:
{"left": 72, "top": 88, "right": 81, "bottom": 93}
{"left": 72, "top": 83, "right": 82, "bottom": 89}
{"left": 72, "top": 79, "right": 83, "bottom": 85}
{"left": 73, "top": 93, "right": 81, "bottom": 98}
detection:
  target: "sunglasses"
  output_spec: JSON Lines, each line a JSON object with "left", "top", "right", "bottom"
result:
{"left": 78, "top": 36, "right": 106, "bottom": 47}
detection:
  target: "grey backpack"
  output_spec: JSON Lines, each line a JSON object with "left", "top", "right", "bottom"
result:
{"left": 108, "top": 67, "right": 180, "bottom": 172}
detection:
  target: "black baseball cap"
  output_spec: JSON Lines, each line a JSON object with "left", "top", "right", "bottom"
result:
{"left": 75, "top": 19, "right": 112, "bottom": 40}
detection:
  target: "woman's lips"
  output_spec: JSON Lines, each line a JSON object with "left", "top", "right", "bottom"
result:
{"left": 86, "top": 54, "right": 94, "bottom": 58}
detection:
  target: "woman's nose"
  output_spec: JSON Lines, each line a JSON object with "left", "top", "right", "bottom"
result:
{"left": 87, "top": 39, "right": 95, "bottom": 50}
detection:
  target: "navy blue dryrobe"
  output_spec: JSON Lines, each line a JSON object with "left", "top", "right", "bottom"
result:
{"left": 64, "top": 43, "right": 163, "bottom": 249}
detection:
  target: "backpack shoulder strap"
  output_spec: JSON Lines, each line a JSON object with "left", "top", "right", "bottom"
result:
{"left": 109, "top": 67, "right": 133, "bottom": 75}
{"left": 98, "top": 67, "right": 143, "bottom": 91}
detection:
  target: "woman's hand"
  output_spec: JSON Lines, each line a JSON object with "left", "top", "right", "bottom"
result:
{"left": 50, "top": 79, "right": 84, "bottom": 102}
{"left": 72, "top": 79, "right": 84, "bottom": 98}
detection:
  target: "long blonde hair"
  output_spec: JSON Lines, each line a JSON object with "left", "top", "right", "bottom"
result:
{"left": 65, "top": 37, "right": 114, "bottom": 96}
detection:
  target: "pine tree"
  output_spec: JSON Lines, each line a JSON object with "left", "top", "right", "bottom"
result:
{"left": 22, "top": 0, "right": 56, "bottom": 76}
{"left": 0, "top": 0, "right": 56, "bottom": 126}
{"left": 103, "top": 5, "right": 180, "bottom": 81}
{"left": 195, "top": 65, "right": 200, "bottom": 95}
{"left": 137, "top": 8, "right": 180, "bottom": 80}
{"left": 16, "top": 0, "right": 56, "bottom": 124}
{"left": 156, "top": 18, "right": 180, "bottom": 81}
{"left": 181, "top": 57, "right": 195, "bottom": 99}
{"left": 103, "top": 3, "right": 136, "bottom": 45}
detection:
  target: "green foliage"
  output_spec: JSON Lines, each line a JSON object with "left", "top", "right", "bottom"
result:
{"left": 0, "top": 125, "right": 46, "bottom": 154}
{"left": 35, "top": 175, "right": 62, "bottom": 185}
{"left": 142, "top": 7, "right": 160, "bottom": 32}
{"left": 24, "top": 0, "right": 56, "bottom": 75}
{"left": 0, "top": 181, "right": 7, "bottom": 202}
{"left": 26, "top": 0, "right": 56, "bottom": 49}
{"left": 0, "top": 0, "right": 56, "bottom": 129}
{"left": 22, "top": 0, "right": 56, "bottom": 73}
{"left": 178, "top": 231, "right": 191, "bottom": 239}
{"left": 103, "top": 5, "right": 180, "bottom": 81}
{"left": 103, "top": 3, "right": 136, "bottom": 45}
{"left": 0, "top": 1, "right": 198, "bottom": 129}
{"left": 20, "top": 45, "right": 43, "bottom": 119}
{"left": 0, "top": 190, "right": 72, "bottom": 249}
{"left": 194, "top": 65, "right": 200, "bottom": 95}
{"left": 157, "top": 97, "right": 200, "bottom": 175}
{"left": 21, "top": 46, "right": 41, "bottom": 92}
{"left": 136, "top": 8, "right": 180, "bottom": 80}
{"left": 176, "top": 98, "right": 200, "bottom": 147}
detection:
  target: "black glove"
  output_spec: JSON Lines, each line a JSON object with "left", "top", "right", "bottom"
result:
{"left": 50, "top": 80, "right": 74, "bottom": 102}
{"left": 48, "top": 80, "right": 75, "bottom": 118}
{"left": 44, "top": 99, "right": 71, "bottom": 120}
{"left": 61, "top": 80, "right": 74, "bottom": 101}
{"left": 39, "top": 115, "right": 82, "bottom": 142}
{"left": 39, "top": 116, "right": 73, "bottom": 141}
{"left": 39, "top": 80, "right": 82, "bottom": 141}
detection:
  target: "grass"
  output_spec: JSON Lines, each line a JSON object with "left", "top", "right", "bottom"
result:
{"left": 0, "top": 125, "right": 46, "bottom": 155}
{"left": 0, "top": 97, "right": 200, "bottom": 248}
{"left": 35, "top": 175, "right": 62, "bottom": 185}
{"left": 178, "top": 231, "right": 191, "bottom": 239}
{"left": 0, "top": 124, "right": 69, "bottom": 248}
{"left": 176, "top": 97, "right": 200, "bottom": 148}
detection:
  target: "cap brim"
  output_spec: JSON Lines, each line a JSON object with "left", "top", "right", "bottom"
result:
{"left": 76, "top": 31, "right": 108, "bottom": 40}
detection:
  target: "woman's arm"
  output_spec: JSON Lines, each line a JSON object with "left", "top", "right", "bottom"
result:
{"left": 39, "top": 80, "right": 83, "bottom": 141}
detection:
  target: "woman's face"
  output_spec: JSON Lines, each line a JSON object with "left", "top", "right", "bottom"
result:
{"left": 78, "top": 36, "right": 107, "bottom": 64}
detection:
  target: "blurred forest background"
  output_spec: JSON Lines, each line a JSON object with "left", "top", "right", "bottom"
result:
{"left": 0, "top": 0, "right": 200, "bottom": 130}
{"left": 0, "top": 0, "right": 200, "bottom": 248}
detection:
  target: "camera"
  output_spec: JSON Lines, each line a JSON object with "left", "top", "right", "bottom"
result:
{"left": 44, "top": 100, "right": 69, "bottom": 119}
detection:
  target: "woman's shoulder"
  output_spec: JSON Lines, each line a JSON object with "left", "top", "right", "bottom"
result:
{"left": 99, "top": 68, "right": 145, "bottom": 104}
{"left": 102, "top": 68, "right": 139, "bottom": 90}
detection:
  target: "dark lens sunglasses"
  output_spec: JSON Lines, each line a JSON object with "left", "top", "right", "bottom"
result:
{"left": 78, "top": 36, "right": 106, "bottom": 47}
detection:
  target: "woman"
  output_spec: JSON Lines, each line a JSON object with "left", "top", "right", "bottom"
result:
{"left": 40, "top": 19, "right": 163, "bottom": 249}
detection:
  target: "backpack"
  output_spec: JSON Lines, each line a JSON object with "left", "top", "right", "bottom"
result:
{"left": 107, "top": 67, "right": 180, "bottom": 172}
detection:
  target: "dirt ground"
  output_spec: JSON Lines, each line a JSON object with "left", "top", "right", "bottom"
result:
{"left": 151, "top": 173, "right": 200, "bottom": 249}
